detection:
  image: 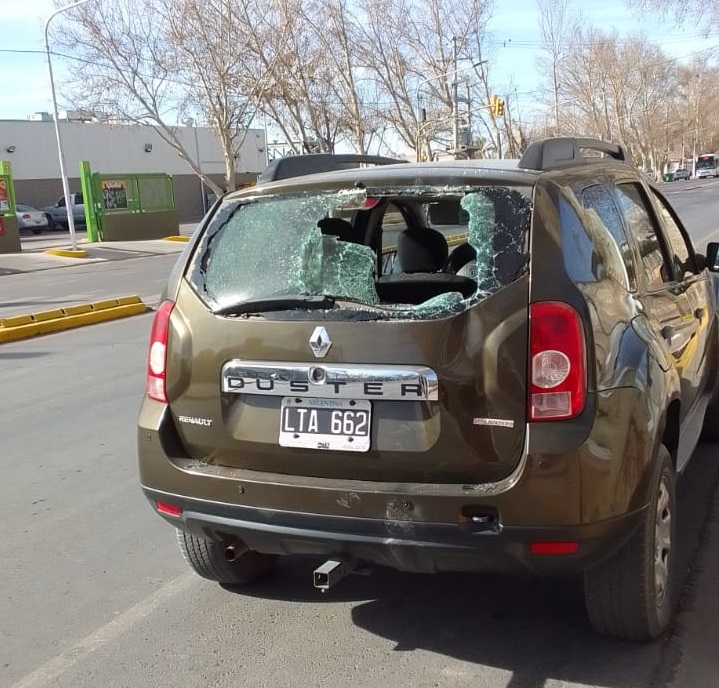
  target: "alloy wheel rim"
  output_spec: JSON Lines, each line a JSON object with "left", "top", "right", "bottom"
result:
{"left": 654, "top": 480, "right": 672, "bottom": 606}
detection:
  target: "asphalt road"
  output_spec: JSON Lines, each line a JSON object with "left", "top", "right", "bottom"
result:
{"left": 3, "top": 183, "right": 719, "bottom": 687}
{"left": 660, "top": 177, "right": 719, "bottom": 246}
{"left": 1, "top": 315, "right": 718, "bottom": 688}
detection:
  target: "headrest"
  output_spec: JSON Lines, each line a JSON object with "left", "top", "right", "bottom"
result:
{"left": 397, "top": 227, "right": 449, "bottom": 273}
{"left": 318, "top": 217, "right": 361, "bottom": 243}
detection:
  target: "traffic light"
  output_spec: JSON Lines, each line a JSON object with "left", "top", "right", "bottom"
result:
{"left": 489, "top": 94, "right": 505, "bottom": 117}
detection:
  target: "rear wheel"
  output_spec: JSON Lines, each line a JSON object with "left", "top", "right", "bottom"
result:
{"left": 584, "top": 446, "right": 675, "bottom": 640}
{"left": 177, "top": 530, "right": 277, "bottom": 585}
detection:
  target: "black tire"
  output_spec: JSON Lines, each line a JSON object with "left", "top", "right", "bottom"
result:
{"left": 177, "top": 530, "right": 277, "bottom": 585}
{"left": 584, "top": 446, "right": 676, "bottom": 640}
{"left": 31, "top": 227, "right": 43, "bottom": 235}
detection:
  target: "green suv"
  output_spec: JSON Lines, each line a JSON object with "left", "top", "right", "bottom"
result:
{"left": 138, "top": 138, "right": 719, "bottom": 640}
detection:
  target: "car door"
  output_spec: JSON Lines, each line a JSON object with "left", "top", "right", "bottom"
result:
{"left": 648, "top": 185, "right": 714, "bottom": 407}
{"left": 612, "top": 181, "right": 706, "bottom": 470}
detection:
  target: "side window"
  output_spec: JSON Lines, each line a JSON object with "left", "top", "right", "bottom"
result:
{"left": 57, "top": 197, "right": 66, "bottom": 207}
{"left": 576, "top": 184, "right": 636, "bottom": 291}
{"left": 76, "top": 192, "right": 84, "bottom": 205}
{"left": 559, "top": 195, "right": 599, "bottom": 284}
{"left": 614, "top": 183, "right": 669, "bottom": 286}
{"left": 649, "top": 190, "right": 695, "bottom": 279}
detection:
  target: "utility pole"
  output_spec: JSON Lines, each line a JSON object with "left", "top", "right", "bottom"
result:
{"left": 452, "top": 36, "right": 459, "bottom": 156}
{"left": 465, "top": 80, "right": 472, "bottom": 156}
{"left": 664, "top": 102, "right": 669, "bottom": 172}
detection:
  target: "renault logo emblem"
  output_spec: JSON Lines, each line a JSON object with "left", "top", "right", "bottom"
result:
{"left": 309, "top": 326, "right": 332, "bottom": 358}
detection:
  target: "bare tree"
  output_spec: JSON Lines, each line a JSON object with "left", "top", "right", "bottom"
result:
{"left": 298, "top": 0, "right": 382, "bottom": 153}
{"left": 551, "top": 27, "right": 707, "bottom": 173}
{"left": 161, "top": 0, "right": 278, "bottom": 190}
{"left": 627, "top": 0, "right": 719, "bottom": 29}
{"left": 536, "top": 0, "right": 575, "bottom": 135}
{"left": 236, "top": 0, "right": 344, "bottom": 154}
{"left": 354, "top": 0, "right": 493, "bottom": 159}
{"left": 54, "top": 0, "right": 277, "bottom": 194}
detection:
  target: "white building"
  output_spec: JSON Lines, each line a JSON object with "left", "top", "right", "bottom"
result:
{"left": 0, "top": 118, "right": 267, "bottom": 220}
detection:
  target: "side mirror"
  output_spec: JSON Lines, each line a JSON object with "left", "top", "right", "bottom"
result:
{"left": 706, "top": 242, "right": 719, "bottom": 272}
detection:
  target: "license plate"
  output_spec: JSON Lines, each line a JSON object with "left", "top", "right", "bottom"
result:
{"left": 279, "top": 398, "right": 371, "bottom": 452}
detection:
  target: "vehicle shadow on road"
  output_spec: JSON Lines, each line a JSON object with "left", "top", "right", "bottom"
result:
{"left": 226, "top": 444, "right": 719, "bottom": 687}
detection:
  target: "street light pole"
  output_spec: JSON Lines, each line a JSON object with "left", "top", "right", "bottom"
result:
{"left": 451, "top": 36, "right": 459, "bottom": 154}
{"left": 44, "top": 0, "right": 97, "bottom": 253}
{"left": 184, "top": 118, "right": 206, "bottom": 215}
{"left": 414, "top": 58, "right": 486, "bottom": 162}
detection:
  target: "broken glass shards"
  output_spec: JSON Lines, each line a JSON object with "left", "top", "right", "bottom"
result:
{"left": 320, "top": 237, "right": 379, "bottom": 304}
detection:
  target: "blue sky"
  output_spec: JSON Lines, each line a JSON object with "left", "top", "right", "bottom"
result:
{"left": 1, "top": 0, "right": 718, "bottom": 122}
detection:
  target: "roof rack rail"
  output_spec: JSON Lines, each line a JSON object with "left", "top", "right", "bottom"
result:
{"left": 518, "top": 137, "right": 631, "bottom": 171}
{"left": 258, "top": 153, "right": 407, "bottom": 183}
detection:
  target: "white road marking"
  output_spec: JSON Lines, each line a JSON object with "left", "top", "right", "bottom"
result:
{"left": 8, "top": 572, "right": 196, "bottom": 688}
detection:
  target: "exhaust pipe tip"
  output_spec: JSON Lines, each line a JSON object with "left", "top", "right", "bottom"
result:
{"left": 223, "top": 541, "right": 247, "bottom": 562}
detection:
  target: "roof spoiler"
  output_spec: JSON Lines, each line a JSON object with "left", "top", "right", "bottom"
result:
{"left": 258, "top": 153, "right": 407, "bottom": 183}
{"left": 519, "top": 137, "right": 631, "bottom": 171}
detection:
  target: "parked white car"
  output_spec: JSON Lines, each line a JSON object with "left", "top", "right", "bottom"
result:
{"left": 673, "top": 168, "right": 690, "bottom": 181}
{"left": 15, "top": 203, "right": 50, "bottom": 235}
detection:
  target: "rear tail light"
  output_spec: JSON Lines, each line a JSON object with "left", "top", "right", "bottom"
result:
{"left": 146, "top": 300, "right": 175, "bottom": 403}
{"left": 529, "top": 302, "right": 586, "bottom": 421}
{"left": 22, "top": 213, "right": 31, "bottom": 219}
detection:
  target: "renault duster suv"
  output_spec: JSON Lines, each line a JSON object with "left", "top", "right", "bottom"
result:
{"left": 138, "top": 138, "right": 719, "bottom": 640}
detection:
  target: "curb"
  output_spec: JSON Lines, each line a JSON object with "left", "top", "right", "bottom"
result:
{"left": 44, "top": 248, "right": 90, "bottom": 258}
{"left": 0, "top": 296, "right": 148, "bottom": 343}
{"left": 164, "top": 236, "right": 190, "bottom": 242}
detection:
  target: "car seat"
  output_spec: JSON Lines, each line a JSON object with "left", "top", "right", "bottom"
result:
{"left": 396, "top": 226, "right": 449, "bottom": 272}
{"left": 376, "top": 226, "right": 475, "bottom": 304}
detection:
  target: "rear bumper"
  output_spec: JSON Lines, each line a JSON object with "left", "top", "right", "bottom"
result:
{"left": 142, "top": 486, "right": 645, "bottom": 575}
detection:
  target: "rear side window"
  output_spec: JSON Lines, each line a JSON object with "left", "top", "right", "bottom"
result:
{"left": 560, "top": 183, "right": 635, "bottom": 291}
{"left": 614, "top": 183, "right": 668, "bottom": 286}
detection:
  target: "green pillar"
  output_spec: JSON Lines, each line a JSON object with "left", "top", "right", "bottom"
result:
{"left": 0, "top": 160, "right": 21, "bottom": 254}
{"left": 79, "top": 160, "right": 101, "bottom": 242}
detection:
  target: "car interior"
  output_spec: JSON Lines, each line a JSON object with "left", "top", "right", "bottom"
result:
{"left": 315, "top": 190, "right": 529, "bottom": 306}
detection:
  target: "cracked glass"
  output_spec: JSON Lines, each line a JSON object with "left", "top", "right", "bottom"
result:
{"left": 191, "top": 184, "right": 531, "bottom": 320}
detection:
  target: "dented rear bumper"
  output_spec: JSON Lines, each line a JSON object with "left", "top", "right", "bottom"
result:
{"left": 141, "top": 485, "right": 645, "bottom": 575}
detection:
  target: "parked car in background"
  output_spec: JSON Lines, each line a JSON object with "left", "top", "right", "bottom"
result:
{"left": 673, "top": 167, "right": 690, "bottom": 181}
{"left": 139, "top": 137, "right": 719, "bottom": 642}
{"left": 42, "top": 192, "right": 86, "bottom": 231}
{"left": 15, "top": 203, "right": 49, "bottom": 235}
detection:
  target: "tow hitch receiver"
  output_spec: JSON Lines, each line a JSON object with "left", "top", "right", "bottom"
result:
{"left": 313, "top": 559, "right": 351, "bottom": 592}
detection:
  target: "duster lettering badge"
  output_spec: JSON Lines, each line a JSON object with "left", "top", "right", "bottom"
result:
{"left": 221, "top": 362, "right": 439, "bottom": 401}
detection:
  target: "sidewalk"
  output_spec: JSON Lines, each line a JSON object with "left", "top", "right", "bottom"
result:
{"left": 0, "top": 237, "right": 187, "bottom": 276}
{"left": 0, "top": 222, "right": 199, "bottom": 322}
{"left": 1, "top": 221, "right": 198, "bottom": 275}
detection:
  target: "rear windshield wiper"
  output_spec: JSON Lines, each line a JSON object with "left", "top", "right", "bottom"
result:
{"left": 213, "top": 295, "right": 336, "bottom": 316}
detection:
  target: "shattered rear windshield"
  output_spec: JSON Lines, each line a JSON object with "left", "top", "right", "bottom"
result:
{"left": 187, "top": 184, "right": 532, "bottom": 320}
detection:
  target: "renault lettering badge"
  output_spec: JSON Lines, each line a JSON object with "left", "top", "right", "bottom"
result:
{"left": 309, "top": 326, "right": 332, "bottom": 358}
